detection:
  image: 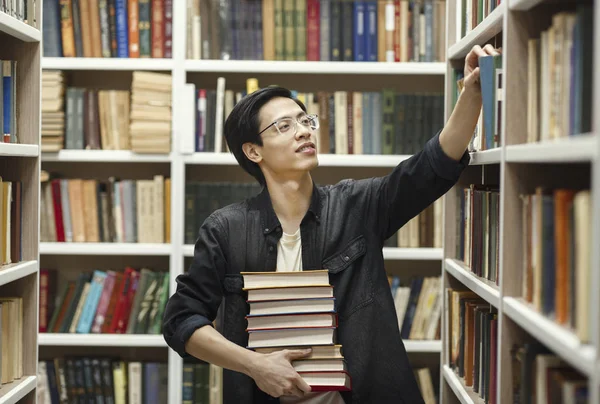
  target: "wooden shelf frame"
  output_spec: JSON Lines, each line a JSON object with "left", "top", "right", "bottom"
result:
{"left": 441, "top": 0, "right": 600, "bottom": 402}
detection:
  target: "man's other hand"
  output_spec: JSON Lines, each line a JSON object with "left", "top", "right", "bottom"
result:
{"left": 463, "top": 44, "right": 502, "bottom": 94}
{"left": 249, "top": 348, "right": 313, "bottom": 398}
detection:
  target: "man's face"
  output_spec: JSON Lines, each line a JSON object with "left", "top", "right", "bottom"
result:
{"left": 251, "top": 97, "right": 319, "bottom": 177}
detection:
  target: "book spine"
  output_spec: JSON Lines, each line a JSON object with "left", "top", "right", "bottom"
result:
{"left": 151, "top": 0, "right": 164, "bottom": 58}
{"left": 138, "top": 0, "right": 151, "bottom": 57}
{"left": 163, "top": 0, "right": 173, "bottom": 58}
{"left": 128, "top": 0, "right": 140, "bottom": 57}
{"left": 115, "top": 0, "right": 129, "bottom": 57}
{"left": 353, "top": 1, "right": 366, "bottom": 61}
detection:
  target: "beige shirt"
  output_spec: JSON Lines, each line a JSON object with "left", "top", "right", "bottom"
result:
{"left": 276, "top": 229, "right": 345, "bottom": 404}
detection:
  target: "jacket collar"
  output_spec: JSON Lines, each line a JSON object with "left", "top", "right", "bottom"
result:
{"left": 251, "top": 180, "right": 322, "bottom": 235}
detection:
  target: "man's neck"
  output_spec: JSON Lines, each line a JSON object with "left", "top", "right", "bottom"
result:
{"left": 265, "top": 173, "right": 313, "bottom": 235}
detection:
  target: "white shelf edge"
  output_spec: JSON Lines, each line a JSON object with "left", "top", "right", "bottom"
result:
{"left": 0, "top": 12, "right": 40, "bottom": 42}
{"left": 469, "top": 148, "right": 502, "bottom": 165}
{"left": 444, "top": 259, "right": 500, "bottom": 308}
{"left": 41, "top": 150, "right": 172, "bottom": 163}
{"left": 0, "top": 144, "right": 39, "bottom": 157}
{"left": 42, "top": 57, "right": 174, "bottom": 71}
{"left": 0, "top": 376, "right": 37, "bottom": 404}
{"left": 39, "top": 242, "right": 172, "bottom": 256}
{"left": 442, "top": 365, "right": 483, "bottom": 404}
{"left": 0, "top": 261, "right": 38, "bottom": 287}
{"left": 183, "top": 152, "right": 410, "bottom": 168}
{"left": 183, "top": 245, "right": 442, "bottom": 260}
{"left": 505, "top": 135, "right": 598, "bottom": 163}
{"left": 404, "top": 340, "right": 442, "bottom": 352}
{"left": 38, "top": 333, "right": 167, "bottom": 347}
{"left": 503, "top": 297, "right": 596, "bottom": 376}
{"left": 448, "top": 2, "right": 505, "bottom": 59}
{"left": 509, "top": 0, "right": 545, "bottom": 10}
{"left": 184, "top": 60, "right": 446, "bottom": 75}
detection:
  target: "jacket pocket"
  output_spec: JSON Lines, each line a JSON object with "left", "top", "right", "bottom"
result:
{"left": 322, "top": 235, "right": 373, "bottom": 319}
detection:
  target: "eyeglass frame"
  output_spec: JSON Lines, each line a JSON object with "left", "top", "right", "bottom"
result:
{"left": 257, "top": 114, "right": 320, "bottom": 137}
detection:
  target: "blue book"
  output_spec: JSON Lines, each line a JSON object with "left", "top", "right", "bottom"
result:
{"left": 353, "top": 2, "right": 366, "bottom": 61}
{"left": 115, "top": 0, "right": 129, "bottom": 58}
{"left": 364, "top": 1, "right": 378, "bottom": 62}
{"left": 77, "top": 270, "right": 107, "bottom": 333}
{"left": 479, "top": 54, "right": 502, "bottom": 149}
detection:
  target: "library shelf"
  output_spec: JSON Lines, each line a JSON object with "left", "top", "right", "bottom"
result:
{"left": 468, "top": 148, "right": 502, "bottom": 165}
{"left": 0, "top": 143, "right": 39, "bottom": 157}
{"left": 42, "top": 57, "right": 174, "bottom": 71}
{"left": 184, "top": 60, "right": 447, "bottom": 75}
{"left": 183, "top": 245, "right": 442, "bottom": 260}
{"left": 183, "top": 152, "right": 411, "bottom": 168}
{"left": 442, "top": 365, "right": 484, "bottom": 404}
{"left": 0, "top": 376, "right": 37, "bottom": 404}
{"left": 41, "top": 149, "right": 172, "bottom": 163}
{"left": 505, "top": 135, "right": 598, "bottom": 163}
{"left": 39, "top": 242, "right": 172, "bottom": 256}
{"left": 503, "top": 297, "right": 596, "bottom": 376}
{"left": 404, "top": 340, "right": 442, "bottom": 353}
{"left": 0, "top": 261, "right": 38, "bottom": 287}
{"left": 444, "top": 259, "right": 500, "bottom": 308}
{"left": 38, "top": 334, "right": 167, "bottom": 347}
{"left": 0, "top": 11, "right": 40, "bottom": 42}
{"left": 447, "top": 2, "right": 505, "bottom": 60}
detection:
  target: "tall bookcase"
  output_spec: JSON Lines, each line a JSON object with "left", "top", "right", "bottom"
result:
{"left": 0, "top": 3, "right": 42, "bottom": 404}
{"left": 440, "top": 0, "right": 600, "bottom": 403}
{"left": 38, "top": 0, "right": 448, "bottom": 403}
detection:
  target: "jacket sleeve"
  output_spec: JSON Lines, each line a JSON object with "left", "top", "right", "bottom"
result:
{"left": 366, "top": 130, "right": 470, "bottom": 242}
{"left": 162, "top": 215, "right": 228, "bottom": 357}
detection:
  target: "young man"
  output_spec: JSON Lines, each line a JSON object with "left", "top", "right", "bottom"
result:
{"left": 163, "top": 44, "right": 500, "bottom": 403}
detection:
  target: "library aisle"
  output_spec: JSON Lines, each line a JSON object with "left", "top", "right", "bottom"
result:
{"left": 0, "top": 0, "right": 596, "bottom": 403}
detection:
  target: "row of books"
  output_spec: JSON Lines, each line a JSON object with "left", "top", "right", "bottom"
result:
{"left": 182, "top": 362, "right": 223, "bottom": 404}
{"left": 448, "top": 290, "right": 498, "bottom": 404}
{"left": 520, "top": 188, "right": 591, "bottom": 342}
{"left": 183, "top": 77, "right": 444, "bottom": 156}
{"left": 42, "top": 71, "right": 172, "bottom": 154}
{"left": 43, "top": 0, "right": 173, "bottom": 59}
{"left": 459, "top": 0, "right": 501, "bottom": 40}
{"left": 1, "top": 60, "right": 18, "bottom": 144}
{"left": 510, "top": 342, "right": 588, "bottom": 403}
{"left": 389, "top": 276, "right": 441, "bottom": 341}
{"left": 0, "top": 296, "right": 23, "bottom": 385}
{"left": 187, "top": 0, "right": 446, "bottom": 63}
{"left": 526, "top": 6, "right": 593, "bottom": 144}
{"left": 40, "top": 174, "right": 171, "bottom": 244}
{"left": 37, "top": 359, "right": 168, "bottom": 404}
{"left": 241, "top": 269, "right": 351, "bottom": 392}
{"left": 1, "top": 0, "right": 34, "bottom": 26}
{"left": 456, "top": 185, "right": 500, "bottom": 285}
{"left": 40, "top": 267, "right": 169, "bottom": 335}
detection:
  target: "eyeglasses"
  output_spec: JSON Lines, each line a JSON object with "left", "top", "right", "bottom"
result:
{"left": 258, "top": 114, "right": 320, "bottom": 136}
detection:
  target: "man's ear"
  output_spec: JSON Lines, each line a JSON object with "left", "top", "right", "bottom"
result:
{"left": 242, "top": 142, "right": 262, "bottom": 164}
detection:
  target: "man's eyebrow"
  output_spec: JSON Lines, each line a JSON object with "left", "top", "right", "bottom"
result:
{"left": 273, "top": 111, "right": 307, "bottom": 121}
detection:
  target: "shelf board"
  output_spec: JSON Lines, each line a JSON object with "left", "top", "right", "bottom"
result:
{"left": 42, "top": 57, "right": 174, "bottom": 71}
{"left": 40, "top": 242, "right": 172, "bottom": 256}
{"left": 0, "top": 12, "right": 40, "bottom": 42}
{"left": 42, "top": 150, "right": 172, "bottom": 163}
{"left": 0, "top": 143, "right": 38, "bottom": 157}
{"left": 444, "top": 259, "right": 500, "bottom": 308}
{"left": 442, "top": 365, "right": 484, "bottom": 404}
{"left": 39, "top": 333, "right": 167, "bottom": 347}
{"left": 469, "top": 148, "right": 502, "bottom": 165}
{"left": 183, "top": 245, "right": 442, "bottom": 260}
{"left": 404, "top": 340, "right": 442, "bottom": 352}
{"left": 509, "top": 0, "right": 545, "bottom": 10}
{"left": 0, "top": 376, "right": 37, "bottom": 404}
{"left": 0, "top": 261, "right": 38, "bottom": 287}
{"left": 505, "top": 135, "right": 598, "bottom": 163}
{"left": 503, "top": 297, "right": 596, "bottom": 376}
{"left": 448, "top": 2, "right": 505, "bottom": 59}
{"left": 183, "top": 152, "right": 410, "bottom": 168}
{"left": 184, "top": 60, "right": 446, "bottom": 75}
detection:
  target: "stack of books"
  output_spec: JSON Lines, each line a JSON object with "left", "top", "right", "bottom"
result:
{"left": 241, "top": 270, "right": 351, "bottom": 392}
{"left": 129, "top": 72, "right": 172, "bottom": 154}
{"left": 41, "top": 70, "right": 65, "bottom": 152}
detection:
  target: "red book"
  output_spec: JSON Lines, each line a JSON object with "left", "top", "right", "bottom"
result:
{"left": 298, "top": 371, "right": 352, "bottom": 392}
{"left": 50, "top": 179, "right": 65, "bottom": 242}
{"left": 306, "top": 0, "right": 320, "bottom": 61}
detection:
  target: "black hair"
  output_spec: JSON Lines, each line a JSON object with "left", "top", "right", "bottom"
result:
{"left": 224, "top": 86, "right": 307, "bottom": 185}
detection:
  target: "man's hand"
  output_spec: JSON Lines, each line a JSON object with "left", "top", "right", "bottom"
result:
{"left": 248, "top": 348, "right": 313, "bottom": 398}
{"left": 463, "top": 44, "right": 502, "bottom": 94}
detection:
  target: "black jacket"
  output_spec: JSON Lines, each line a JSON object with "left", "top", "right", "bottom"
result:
{"left": 163, "top": 131, "right": 469, "bottom": 403}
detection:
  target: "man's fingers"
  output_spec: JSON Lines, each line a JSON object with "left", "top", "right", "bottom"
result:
{"left": 285, "top": 348, "right": 312, "bottom": 361}
{"left": 483, "top": 44, "right": 500, "bottom": 56}
{"left": 296, "top": 375, "right": 313, "bottom": 394}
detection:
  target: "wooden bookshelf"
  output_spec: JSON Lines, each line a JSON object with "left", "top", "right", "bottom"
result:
{"left": 441, "top": 0, "right": 600, "bottom": 402}
{"left": 0, "top": 2, "right": 41, "bottom": 403}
